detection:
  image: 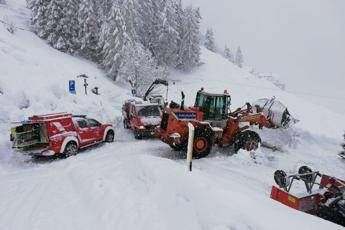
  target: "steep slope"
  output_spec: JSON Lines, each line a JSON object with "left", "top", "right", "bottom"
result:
{"left": 0, "top": 0, "right": 129, "bottom": 164}
{"left": 0, "top": 1, "right": 344, "bottom": 230}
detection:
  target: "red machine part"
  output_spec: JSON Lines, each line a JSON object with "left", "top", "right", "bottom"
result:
{"left": 270, "top": 186, "right": 321, "bottom": 214}
{"left": 271, "top": 174, "right": 345, "bottom": 214}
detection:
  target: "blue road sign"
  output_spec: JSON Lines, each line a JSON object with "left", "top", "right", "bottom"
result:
{"left": 69, "top": 80, "right": 76, "bottom": 94}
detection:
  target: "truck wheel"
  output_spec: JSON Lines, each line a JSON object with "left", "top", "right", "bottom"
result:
{"left": 62, "top": 142, "right": 78, "bottom": 158}
{"left": 105, "top": 130, "right": 115, "bottom": 143}
{"left": 134, "top": 130, "right": 143, "bottom": 140}
{"left": 233, "top": 130, "right": 261, "bottom": 153}
{"left": 193, "top": 127, "right": 212, "bottom": 159}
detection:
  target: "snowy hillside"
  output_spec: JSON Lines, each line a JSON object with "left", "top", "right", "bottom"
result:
{"left": 182, "top": 0, "right": 345, "bottom": 114}
{"left": 0, "top": 1, "right": 345, "bottom": 230}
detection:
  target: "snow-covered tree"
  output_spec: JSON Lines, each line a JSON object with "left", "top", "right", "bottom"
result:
{"left": 100, "top": 4, "right": 133, "bottom": 81}
{"left": 120, "top": 43, "right": 167, "bottom": 96}
{"left": 29, "top": 0, "right": 202, "bottom": 79}
{"left": 340, "top": 133, "right": 345, "bottom": 157}
{"left": 235, "top": 46, "right": 243, "bottom": 68}
{"left": 224, "top": 45, "right": 234, "bottom": 63}
{"left": 204, "top": 28, "right": 216, "bottom": 52}
{"left": 134, "top": 0, "right": 157, "bottom": 54}
{"left": 46, "top": 0, "right": 80, "bottom": 53}
{"left": 78, "top": 0, "right": 101, "bottom": 61}
{"left": 29, "top": 0, "right": 50, "bottom": 38}
{"left": 176, "top": 6, "right": 201, "bottom": 71}
{"left": 156, "top": 0, "right": 179, "bottom": 66}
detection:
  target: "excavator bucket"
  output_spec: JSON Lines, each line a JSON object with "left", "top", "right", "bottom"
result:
{"left": 252, "top": 97, "right": 298, "bottom": 128}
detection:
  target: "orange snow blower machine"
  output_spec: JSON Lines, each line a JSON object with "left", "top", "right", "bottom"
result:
{"left": 271, "top": 166, "right": 345, "bottom": 227}
{"left": 155, "top": 88, "right": 297, "bottom": 158}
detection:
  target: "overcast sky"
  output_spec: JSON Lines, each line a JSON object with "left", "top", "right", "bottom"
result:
{"left": 183, "top": 0, "right": 345, "bottom": 113}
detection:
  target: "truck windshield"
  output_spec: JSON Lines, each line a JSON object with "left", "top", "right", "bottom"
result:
{"left": 137, "top": 106, "right": 161, "bottom": 117}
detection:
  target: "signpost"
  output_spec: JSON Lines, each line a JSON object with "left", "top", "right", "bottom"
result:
{"left": 187, "top": 123, "right": 195, "bottom": 172}
{"left": 69, "top": 80, "right": 76, "bottom": 94}
{"left": 77, "top": 74, "right": 89, "bottom": 95}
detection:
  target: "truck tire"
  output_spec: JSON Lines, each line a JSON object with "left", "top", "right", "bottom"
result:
{"left": 134, "top": 130, "right": 143, "bottom": 140}
{"left": 105, "top": 130, "right": 115, "bottom": 143}
{"left": 233, "top": 130, "right": 261, "bottom": 153}
{"left": 193, "top": 127, "right": 213, "bottom": 159}
{"left": 61, "top": 141, "right": 78, "bottom": 158}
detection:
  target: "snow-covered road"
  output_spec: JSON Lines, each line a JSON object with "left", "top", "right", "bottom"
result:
{"left": 0, "top": 129, "right": 343, "bottom": 230}
{"left": 1, "top": 0, "right": 345, "bottom": 229}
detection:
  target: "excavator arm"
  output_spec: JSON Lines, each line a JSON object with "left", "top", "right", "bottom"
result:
{"left": 238, "top": 113, "right": 273, "bottom": 129}
{"left": 143, "top": 79, "right": 169, "bottom": 101}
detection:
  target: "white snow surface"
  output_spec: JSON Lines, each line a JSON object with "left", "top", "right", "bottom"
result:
{"left": 0, "top": 1, "right": 345, "bottom": 230}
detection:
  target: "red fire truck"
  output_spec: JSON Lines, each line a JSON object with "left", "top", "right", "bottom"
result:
{"left": 10, "top": 113, "right": 115, "bottom": 158}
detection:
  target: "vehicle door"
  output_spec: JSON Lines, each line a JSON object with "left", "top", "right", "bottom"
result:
{"left": 75, "top": 118, "right": 95, "bottom": 146}
{"left": 87, "top": 118, "right": 103, "bottom": 142}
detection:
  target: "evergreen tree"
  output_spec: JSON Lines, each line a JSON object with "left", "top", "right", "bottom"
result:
{"left": 120, "top": 0, "right": 136, "bottom": 40}
{"left": 158, "top": 0, "right": 179, "bottom": 66}
{"left": 340, "top": 132, "right": 345, "bottom": 157}
{"left": 204, "top": 28, "right": 216, "bottom": 52}
{"left": 120, "top": 43, "right": 166, "bottom": 96}
{"left": 29, "top": 0, "right": 202, "bottom": 81}
{"left": 224, "top": 45, "right": 234, "bottom": 63}
{"left": 134, "top": 0, "right": 157, "bottom": 55}
{"left": 30, "top": 0, "right": 50, "bottom": 38}
{"left": 100, "top": 4, "right": 133, "bottom": 81}
{"left": 78, "top": 0, "right": 101, "bottom": 61}
{"left": 46, "top": 0, "right": 80, "bottom": 53}
{"left": 235, "top": 46, "right": 243, "bottom": 68}
{"left": 177, "top": 6, "right": 201, "bottom": 71}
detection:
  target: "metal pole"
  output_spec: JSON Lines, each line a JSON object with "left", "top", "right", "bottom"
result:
{"left": 187, "top": 123, "right": 195, "bottom": 172}
{"left": 84, "top": 79, "right": 88, "bottom": 95}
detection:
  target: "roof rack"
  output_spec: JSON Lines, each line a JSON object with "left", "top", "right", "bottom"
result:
{"left": 72, "top": 115, "right": 87, "bottom": 118}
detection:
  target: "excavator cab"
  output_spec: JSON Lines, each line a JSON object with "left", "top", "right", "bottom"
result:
{"left": 195, "top": 89, "right": 231, "bottom": 121}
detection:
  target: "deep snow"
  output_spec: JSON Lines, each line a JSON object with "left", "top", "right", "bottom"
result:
{"left": 0, "top": 1, "right": 345, "bottom": 230}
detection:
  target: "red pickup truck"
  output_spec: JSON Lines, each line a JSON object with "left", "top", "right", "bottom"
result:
{"left": 10, "top": 113, "right": 115, "bottom": 158}
{"left": 122, "top": 99, "right": 162, "bottom": 139}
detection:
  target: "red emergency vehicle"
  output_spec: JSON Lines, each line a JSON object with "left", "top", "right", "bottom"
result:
{"left": 122, "top": 99, "right": 162, "bottom": 139}
{"left": 10, "top": 113, "right": 115, "bottom": 157}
